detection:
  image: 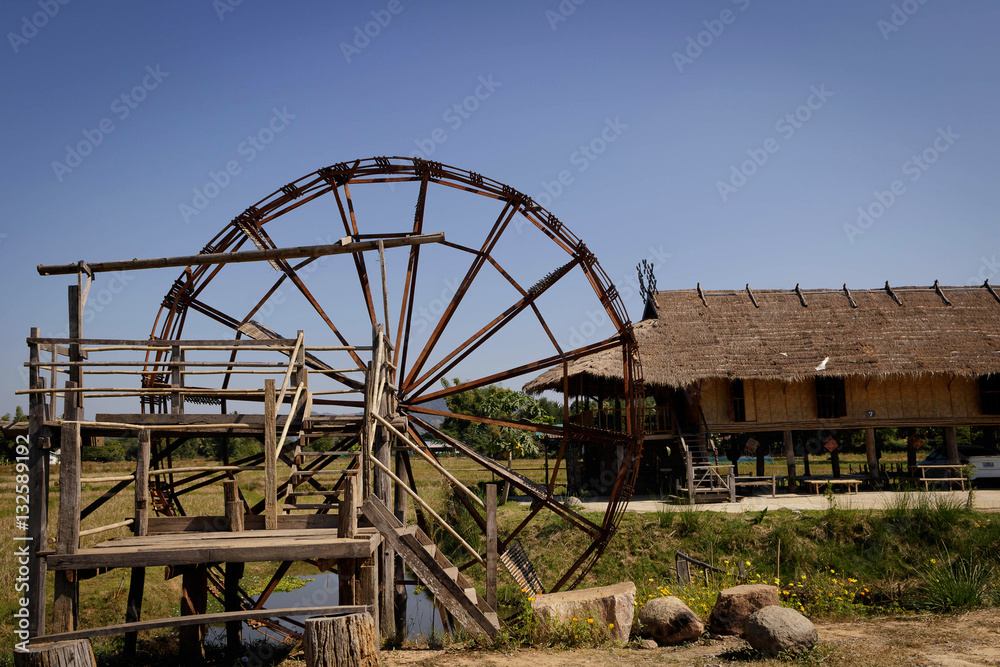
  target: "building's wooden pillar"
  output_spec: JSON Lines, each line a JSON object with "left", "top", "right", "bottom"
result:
{"left": 944, "top": 426, "right": 960, "bottom": 465}
{"left": 783, "top": 430, "right": 797, "bottom": 493}
{"left": 865, "top": 428, "right": 879, "bottom": 480}
{"left": 755, "top": 443, "right": 766, "bottom": 476}
{"left": 906, "top": 428, "right": 919, "bottom": 473}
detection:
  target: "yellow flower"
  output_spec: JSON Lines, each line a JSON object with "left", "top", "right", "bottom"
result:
{"left": 930, "top": 558, "right": 937, "bottom": 564}
{"left": 609, "top": 623, "right": 614, "bottom": 629}
{"left": 587, "top": 618, "right": 594, "bottom": 623}
{"left": 572, "top": 617, "right": 578, "bottom": 621}
{"left": 745, "top": 561, "right": 751, "bottom": 566}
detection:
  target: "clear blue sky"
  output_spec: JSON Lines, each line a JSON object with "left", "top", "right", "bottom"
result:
{"left": 2, "top": 0, "right": 998, "bottom": 414}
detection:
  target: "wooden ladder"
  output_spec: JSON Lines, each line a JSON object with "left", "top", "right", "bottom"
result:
{"left": 361, "top": 496, "right": 500, "bottom": 639}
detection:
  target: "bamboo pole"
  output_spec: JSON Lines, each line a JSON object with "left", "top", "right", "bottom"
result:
{"left": 275, "top": 383, "right": 304, "bottom": 459}
{"left": 371, "top": 412, "right": 485, "bottom": 510}
{"left": 370, "top": 457, "right": 483, "bottom": 565}
{"left": 79, "top": 518, "right": 134, "bottom": 538}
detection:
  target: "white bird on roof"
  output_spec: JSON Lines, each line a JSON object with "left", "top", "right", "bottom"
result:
{"left": 815, "top": 357, "right": 830, "bottom": 371}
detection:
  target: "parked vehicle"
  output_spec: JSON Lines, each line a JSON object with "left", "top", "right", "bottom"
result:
{"left": 918, "top": 445, "right": 1000, "bottom": 480}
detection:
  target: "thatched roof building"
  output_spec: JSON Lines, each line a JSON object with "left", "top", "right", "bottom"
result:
{"left": 526, "top": 282, "right": 1000, "bottom": 392}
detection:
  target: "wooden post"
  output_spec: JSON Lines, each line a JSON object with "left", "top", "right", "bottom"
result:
{"left": 865, "top": 427, "right": 879, "bottom": 481}
{"left": 264, "top": 378, "right": 278, "bottom": 530}
{"left": 393, "top": 446, "right": 409, "bottom": 640}
{"left": 831, "top": 448, "right": 841, "bottom": 478}
{"left": 26, "top": 328, "right": 49, "bottom": 638}
{"left": 486, "top": 484, "right": 498, "bottom": 611}
{"left": 783, "top": 430, "right": 797, "bottom": 493}
{"left": 223, "top": 479, "right": 244, "bottom": 653}
{"left": 180, "top": 565, "right": 207, "bottom": 659}
{"left": 755, "top": 444, "right": 765, "bottom": 477}
{"left": 170, "top": 344, "right": 184, "bottom": 415}
{"left": 52, "top": 415, "right": 81, "bottom": 634}
{"left": 371, "top": 326, "right": 394, "bottom": 639}
{"left": 303, "top": 612, "right": 379, "bottom": 667}
{"left": 802, "top": 450, "right": 811, "bottom": 477}
{"left": 339, "top": 475, "right": 358, "bottom": 606}
{"left": 14, "top": 639, "right": 97, "bottom": 667}
{"left": 944, "top": 426, "right": 960, "bottom": 466}
{"left": 125, "top": 430, "right": 150, "bottom": 656}
{"left": 906, "top": 428, "right": 919, "bottom": 474}
{"left": 728, "top": 468, "right": 736, "bottom": 503}
{"left": 135, "top": 430, "right": 150, "bottom": 536}
{"left": 358, "top": 556, "right": 379, "bottom": 642}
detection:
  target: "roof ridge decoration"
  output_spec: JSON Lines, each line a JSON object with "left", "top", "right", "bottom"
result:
{"left": 745, "top": 283, "right": 759, "bottom": 308}
{"left": 934, "top": 279, "right": 952, "bottom": 306}
{"left": 843, "top": 283, "right": 858, "bottom": 308}
{"left": 885, "top": 280, "right": 903, "bottom": 306}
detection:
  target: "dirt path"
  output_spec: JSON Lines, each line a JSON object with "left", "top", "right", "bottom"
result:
{"left": 379, "top": 610, "right": 1000, "bottom": 666}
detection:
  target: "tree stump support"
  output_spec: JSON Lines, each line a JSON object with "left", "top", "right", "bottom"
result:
{"left": 14, "top": 639, "right": 96, "bottom": 667}
{"left": 303, "top": 612, "right": 379, "bottom": 667}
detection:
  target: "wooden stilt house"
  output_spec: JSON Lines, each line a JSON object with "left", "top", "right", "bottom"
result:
{"left": 526, "top": 282, "right": 1000, "bottom": 501}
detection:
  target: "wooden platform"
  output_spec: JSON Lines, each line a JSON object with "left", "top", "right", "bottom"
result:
{"left": 47, "top": 528, "right": 380, "bottom": 570}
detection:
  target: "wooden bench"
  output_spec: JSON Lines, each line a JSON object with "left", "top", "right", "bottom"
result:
{"left": 728, "top": 472, "right": 777, "bottom": 499}
{"left": 916, "top": 464, "right": 967, "bottom": 491}
{"left": 805, "top": 478, "right": 861, "bottom": 495}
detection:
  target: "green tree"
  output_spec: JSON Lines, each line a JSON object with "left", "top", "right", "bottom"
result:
{"left": 440, "top": 379, "right": 553, "bottom": 462}
{"left": 0, "top": 406, "right": 28, "bottom": 462}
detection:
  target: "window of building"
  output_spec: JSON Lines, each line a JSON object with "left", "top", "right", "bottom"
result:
{"left": 731, "top": 379, "right": 746, "bottom": 422}
{"left": 815, "top": 377, "right": 847, "bottom": 418}
{"left": 980, "top": 375, "right": 1000, "bottom": 415}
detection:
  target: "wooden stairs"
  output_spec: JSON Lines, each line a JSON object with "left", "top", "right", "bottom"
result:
{"left": 361, "top": 496, "right": 500, "bottom": 639}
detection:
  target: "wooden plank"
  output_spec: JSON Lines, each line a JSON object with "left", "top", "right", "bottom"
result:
{"left": 144, "top": 517, "right": 349, "bottom": 534}
{"left": 339, "top": 475, "right": 358, "bottom": 539}
{"left": 47, "top": 534, "right": 380, "bottom": 570}
{"left": 224, "top": 480, "right": 243, "bottom": 532}
{"left": 928, "top": 374, "right": 952, "bottom": 419}
{"left": 95, "top": 413, "right": 289, "bottom": 427}
{"left": 264, "top": 378, "right": 277, "bottom": 529}
{"left": 34, "top": 605, "right": 374, "bottom": 643}
{"left": 123, "top": 567, "right": 145, "bottom": 655}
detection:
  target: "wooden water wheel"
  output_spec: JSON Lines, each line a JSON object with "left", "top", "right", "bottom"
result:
{"left": 142, "top": 156, "right": 644, "bottom": 603}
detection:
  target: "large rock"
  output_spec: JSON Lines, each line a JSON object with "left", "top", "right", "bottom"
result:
{"left": 638, "top": 596, "right": 704, "bottom": 645}
{"left": 745, "top": 606, "right": 818, "bottom": 657}
{"left": 531, "top": 581, "right": 635, "bottom": 642}
{"left": 708, "top": 584, "right": 779, "bottom": 636}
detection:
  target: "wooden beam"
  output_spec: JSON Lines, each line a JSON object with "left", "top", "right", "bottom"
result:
{"left": 33, "top": 606, "right": 373, "bottom": 643}
{"left": 52, "top": 417, "right": 81, "bottom": 634}
{"left": 26, "top": 327, "right": 48, "bottom": 638}
{"left": 486, "top": 484, "right": 498, "bottom": 611}
{"left": 37, "top": 233, "right": 446, "bottom": 276}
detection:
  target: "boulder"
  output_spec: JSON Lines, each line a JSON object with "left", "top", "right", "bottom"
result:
{"left": 708, "top": 584, "right": 779, "bottom": 636}
{"left": 745, "top": 605, "right": 818, "bottom": 657}
{"left": 638, "top": 638, "right": 658, "bottom": 650}
{"left": 531, "top": 581, "right": 635, "bottom": 642}
{"left": 637, "top": 596, "right": 704, "bottom": 645}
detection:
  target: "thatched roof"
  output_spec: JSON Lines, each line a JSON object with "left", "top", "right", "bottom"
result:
{"left": 525, "top": 283, "right": 1000, "bottom": 392}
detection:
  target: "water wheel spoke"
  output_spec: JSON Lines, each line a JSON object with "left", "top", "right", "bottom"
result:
{"left": 394, "top": 175, "right": 428, "bottom": 376}
{"left": 332, "top": 183, "right": 378, "bottom": 327}
{"left": 402, "top": 201, "right": 517, "bottom": 390}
